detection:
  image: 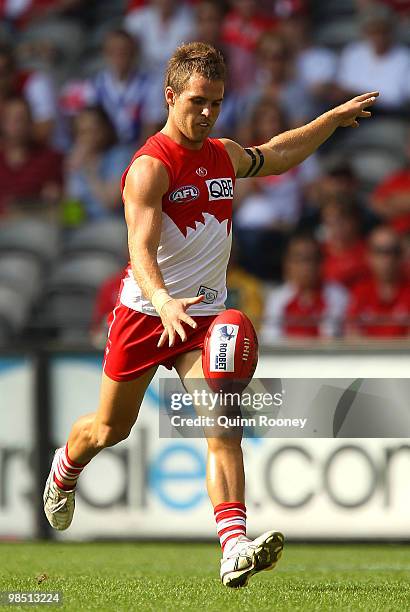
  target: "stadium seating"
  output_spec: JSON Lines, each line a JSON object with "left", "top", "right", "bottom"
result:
{"left": 47, "top": 252, "right": 121, "bottom": 292}
{"left": 340, "top": 119, "right": 410, "bottom": 155}
{"left": 62, "top": 219, "right": 127, "bottom": 263}
{"left": 0, "top": 253, "right": 43, "bottom": 301}
{"left": 314, "top": 18, "right": 360, "bottom": 49}
{"left": 92, "top": 0, "right": 128, "bottom": 25}
{"left": 36, "top": 291, "right": 99, "bottom": 343}
{"left": 0, "top": 285, "right": 32, "bottom": 345}
{"left": 398, "top": 20, "right": 410, "bottom": 44}
{"left": 312, "top": 0, "right": 358, "bottom": 48}
{"left": 349, "top": 148, "right": 405, "bottom": 188}
{"left": 34, "top": 253, "right": 122, "bottom": 342}
{"left": 311, "top": 0, "right": 356, "bottom": 22}
{"left": 0, "top": 219, "right": 60, "bottom": 264}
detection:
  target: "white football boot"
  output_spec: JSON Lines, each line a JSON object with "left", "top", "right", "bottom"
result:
{"left": 43, "top": 448, "right": 76, "bottom": 531}
{"left": 220, "top": 531, "right": 284, "bottom": 588}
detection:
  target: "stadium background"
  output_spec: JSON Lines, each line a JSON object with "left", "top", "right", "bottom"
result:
{"left": 0, "top": 0, "right": 409, "bottom": 570}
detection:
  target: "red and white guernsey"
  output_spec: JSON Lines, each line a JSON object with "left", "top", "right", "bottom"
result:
{"left": 120, "top": 131, "right": 236, "bottom": 316}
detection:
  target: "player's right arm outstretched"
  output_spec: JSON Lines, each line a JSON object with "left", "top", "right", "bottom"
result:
{"left": 123, "top": 156, "right": 203, "bottom": 348}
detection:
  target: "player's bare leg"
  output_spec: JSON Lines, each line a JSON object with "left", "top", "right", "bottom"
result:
{"left": 174, "top": 349, "right": 284, "bottom": 587}
{"left": 44, "top": 367, "right": 157, "bottom": 530}
{"left": 68, "top": 368, "right": 157, "bottom": 463}
{"left": 175, "top": 350, "right": 245, "bottom": 504}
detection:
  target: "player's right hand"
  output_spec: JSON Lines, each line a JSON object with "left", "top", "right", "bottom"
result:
{"left": 157, "top": 295, "right": 204, "bottom": 347}
{"left": 335, "top": 91, "right": 379, "bottom": 128}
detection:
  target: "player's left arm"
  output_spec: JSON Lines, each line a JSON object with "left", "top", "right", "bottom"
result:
{"left": 222, "top": 92, "right": 379, "bottom": 178}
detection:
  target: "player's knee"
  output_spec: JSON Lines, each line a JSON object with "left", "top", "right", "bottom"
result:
{"left": 93, "top": 423, "right": 131, "bottom": 449}
{"left": 207, "top": 436, "right": 242, "bottom": 453}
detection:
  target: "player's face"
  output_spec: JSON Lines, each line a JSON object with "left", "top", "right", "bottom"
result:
{"left": 171, "top": 74, "right": 224, "bottom": 143}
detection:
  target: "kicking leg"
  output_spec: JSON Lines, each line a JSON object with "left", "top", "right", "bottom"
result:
{"left": 44, "top": 367, "right": 156, "bottom": 530}
{"left": 174, "top": 350, "right": 244, "bottom": 505}
{"left": 174, "top": 349, "right": 284, "bottom": 588}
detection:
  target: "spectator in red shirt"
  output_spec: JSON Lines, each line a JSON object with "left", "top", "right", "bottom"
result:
{"left": 320, "top": 197, "right": 369, "bottom": 289}
{"left": 371, "top": 129, "right": 410, "bottom": 234}
{"left": 127, "top": 0, "right": 146, "bottom": 9}
{"left": 347, "top": 225, "right": 410, "bottom": 338}
{"left": 261, "top": 234, "right": 348, "bottom": 343}
{"left": 0, "top": 97, "right": 63, "bottom": 216}
{"left": 222, "top": 0, "right": 277, "bottom": 94}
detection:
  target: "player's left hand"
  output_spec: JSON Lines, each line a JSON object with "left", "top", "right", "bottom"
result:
{"left": 334, "top": 91, "right": 379, "bottom": 128}
{"left": 157, "top": 294, "right": 204, "bottom": 348}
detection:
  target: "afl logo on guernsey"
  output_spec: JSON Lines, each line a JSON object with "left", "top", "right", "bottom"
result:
{"left": 169, "top": 185, "right": 200, "bottom": 203}
{"left": 206, "top": 178, "right": 234, "bottom": 201}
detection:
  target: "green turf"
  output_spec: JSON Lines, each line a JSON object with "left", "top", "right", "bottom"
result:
{"left": 0, "top": 542, "right": 409, "bottom": 611}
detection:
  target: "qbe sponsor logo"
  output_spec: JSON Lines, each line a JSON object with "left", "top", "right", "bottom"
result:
{"left": 169, "top": 185, "right": 200, "bottom": 203}
{"left": 209, "top": 324, "right": 238, "bottom": 372}
{"left": 206, "top": 178, "right": 234, "bottom": 201}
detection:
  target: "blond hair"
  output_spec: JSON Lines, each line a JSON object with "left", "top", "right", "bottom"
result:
{"left": 165, "top": 42, "right": 226, "bottom": 96}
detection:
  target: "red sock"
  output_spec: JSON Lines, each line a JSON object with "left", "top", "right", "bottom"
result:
{"left": 214, "top": 502, "right": 247, "bottom": 556}
{"left": 53, "top": 444, "right": 87, "bottom": 491}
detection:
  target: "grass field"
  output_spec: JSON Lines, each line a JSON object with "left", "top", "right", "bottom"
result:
{"left": 1, "top": 542, "right": 409, "bottom": 611}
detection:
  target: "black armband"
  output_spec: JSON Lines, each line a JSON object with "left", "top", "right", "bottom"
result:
{"left": 242, "top": 147, "right": 265, "bottom": 178}
{"left": 251, "top": 147, "right": 265, "bottom": 176}
{"left": 243, "top": 148, "right": 256, "bottom": 177}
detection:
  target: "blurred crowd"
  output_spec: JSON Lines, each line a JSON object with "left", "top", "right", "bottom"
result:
{"left": 0, "top": 0, "right": 409, "bottom": 346}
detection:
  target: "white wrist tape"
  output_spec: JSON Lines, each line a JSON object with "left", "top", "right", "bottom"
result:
{"left": 151, "top": 289, "right": 173, "bottom": 316}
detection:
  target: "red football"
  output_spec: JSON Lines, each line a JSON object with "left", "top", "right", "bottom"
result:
{"left": 202, "top": 309, "right": 258, "bottom": 393}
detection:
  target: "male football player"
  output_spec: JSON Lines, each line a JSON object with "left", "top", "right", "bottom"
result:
{"left": 44, "top": 42, "right": 378, "bottom": 588}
